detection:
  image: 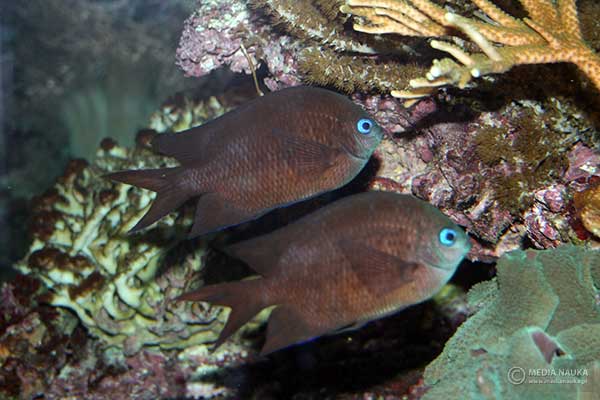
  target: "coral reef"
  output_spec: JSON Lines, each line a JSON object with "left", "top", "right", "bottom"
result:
{"left": 12, "top": 96, "right": 252, "bottom": 356}
{"left": 2, "top": 0, "right": 202, "bottom": 272}
{"left": 1, "top": 267, "right": 472, "bottom": 399}
{"left": 175, "top": 0, "right": 600, "bottom": 261}
{"left": 0, "top": 275, "right": 254, "bottom": 399}
{"left": 422, "top": 245, "right": 600, "bottom": 399}
{"left": 367, "top": 97, "right": 599, "bottom": 259}
{"left": 5, "top": 96, "right": 275, "bottom": 398}
{"left": 4, "top": 1, "right": 600, "bottom": 397}
{"left": 175, "top": 0, "right": 427, "bottom": 93}
{"left": 343, "top": 0, "right": 600, "bottom": 103}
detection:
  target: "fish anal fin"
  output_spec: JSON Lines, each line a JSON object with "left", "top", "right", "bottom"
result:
{"left": 188, "top": 193, "right": 257, "bottom": 238}
{"left": 272, "top": 130, "right": 340, "bottom": 176}
{"left": 176, "top": 279, "right": 265, "bottom": 350}
{"left": 337, "top": 240, "right": 419, "bottom": 295}
{"left": 260, "top": 305, "right": 323, "bottom": 356}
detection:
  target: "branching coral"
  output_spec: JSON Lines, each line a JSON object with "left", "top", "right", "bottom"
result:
{"left": 343, "top": 0, "right": 600, "bottom": 104}
{"left": 422, "top": 245, "right": 600, "bottom": 399}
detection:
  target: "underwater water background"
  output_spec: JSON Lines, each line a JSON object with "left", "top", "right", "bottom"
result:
{"left": 0, "top": 0, "right": 199, "bottom": 280}
{"left": 0, "top": 0, "right": 598, "bottom": 399}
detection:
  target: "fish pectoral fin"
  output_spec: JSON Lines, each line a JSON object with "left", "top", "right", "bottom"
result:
{"left": 188, "top": 193, "right": 257, "bottom": 238}
{"left": 272, "top": 130, "right": 341, "bottom": 176}
{"left": 337, "top": 240, "right": 420, "bottom": 295}
{"left": 260, "top": 305, "right": 322, "bottom": 356}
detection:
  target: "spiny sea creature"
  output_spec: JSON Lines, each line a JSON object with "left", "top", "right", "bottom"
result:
{"left": 107, "top": 86, "right": 383, "bottom": 237}
{"left": 178, "top": 191, "right": 471, "bottom": 355}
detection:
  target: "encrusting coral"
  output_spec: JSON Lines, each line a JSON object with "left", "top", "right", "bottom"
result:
{"left": 342, "top": 0, "right": 600, "bottom": 104}
{"left": 421, "top": 245, "right": 600, "bottom": 399}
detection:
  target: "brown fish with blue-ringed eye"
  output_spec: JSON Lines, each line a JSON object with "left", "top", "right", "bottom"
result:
{"left": 177, "top": 191, "right": 471, "bottom": 355}
{"left": 106, "top": 86, "right": 384, "bottom": 237}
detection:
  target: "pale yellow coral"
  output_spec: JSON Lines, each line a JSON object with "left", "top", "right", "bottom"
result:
{"left": 14, "top": 97, "right": 243, "bottom": 355}
{"left": 342, "top": 0, "right": 600, "bottom": 105}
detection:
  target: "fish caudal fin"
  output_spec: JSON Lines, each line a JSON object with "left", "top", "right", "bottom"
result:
{"left": 105, "top": 167, "right": 189, "bottom": 232}
{"left": 176, "top": 279, "right": 266, "bottom": 350}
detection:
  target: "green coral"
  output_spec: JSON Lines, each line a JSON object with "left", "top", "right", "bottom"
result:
{"left": 423, "top": 245, "right": 600, "bottom": 399}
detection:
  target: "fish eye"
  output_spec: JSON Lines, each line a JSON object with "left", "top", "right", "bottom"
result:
{"left": 439, "top": 228, "right": 457, "bottom": 247}
{"left": 356, "top": 118, "right": 373, "bottom": 135}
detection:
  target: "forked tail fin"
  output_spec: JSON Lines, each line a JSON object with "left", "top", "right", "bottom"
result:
{"left": 105, "top": 167, "right": 189, "bottom": 232}
{"left": 176, "top": 279, "right": 266, "bottom": 350}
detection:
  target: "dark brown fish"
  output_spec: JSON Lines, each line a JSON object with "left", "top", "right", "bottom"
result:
{"left": 106, "top": 86, "right": 383, "bottom": 237}
{"left": 177, "top": 191, "right": 471, "bottom": 355}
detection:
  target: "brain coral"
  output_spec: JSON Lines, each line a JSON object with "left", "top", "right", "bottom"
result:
{"left": 13, "top": 96, "right": 244, "bottom": 355}
{"left": 422, "top": 245, "right": 600, "bottom": 399}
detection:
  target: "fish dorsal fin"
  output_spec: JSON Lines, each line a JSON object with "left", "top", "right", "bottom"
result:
{"left": 152, "top": 127, "right": 217, "bottom": 165}
{"left": 336, "top": 240, "right": 419, "bottom": 295}
{"left": 271, "top": 130, "right": 340, "bottom": 176}
{"left": 225, "top": 235, "right": 286, "bottom": 278}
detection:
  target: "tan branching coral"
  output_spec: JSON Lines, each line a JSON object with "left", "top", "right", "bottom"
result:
{"left": 343, "top": 0, "right": 600, "bottom": 104}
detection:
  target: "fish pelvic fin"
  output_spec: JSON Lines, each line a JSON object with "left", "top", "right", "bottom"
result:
{"left": 187, "top": 193, "right": 259, "bottom": 238}
{"left": 260, "top": 305, "right": 322, "bottom": 356}
{"left": 105, "top": 167, "right": 190, "bottom": 232}
{"left": 176, "top": 279, "right": 267, "bottom": 351}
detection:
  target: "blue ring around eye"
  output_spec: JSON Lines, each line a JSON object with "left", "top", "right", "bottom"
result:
{"left": 439, "top": 228, "right": 457, "bottom": 247}
{"left": 357, "top": 118, "right": 373, "bottom": 134}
